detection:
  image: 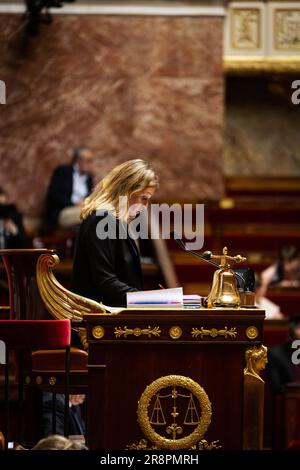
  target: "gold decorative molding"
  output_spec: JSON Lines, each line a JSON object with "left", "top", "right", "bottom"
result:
{"left": 245, "top": 326, "right": 259, "bottom": 340}
{"left": 36, "top": 376, "right": 42, "bottom": 385}
{"left": 169, "top": 326, "right": 182, "bottom": 340}
{"left": 127, "top": 438, "right": 222, "bottom": 451}
{"left": 224, "top": 56, "right": 300, "bottom": 74}
{"left": 92, "top": 326, "right": 105, "bottom": 339}
{"left": 25, "top": 376, "right": 31, "bottom": 385}
{"left": 243, "top": 345, "right": 268, "bottom": 450}
{"left": 114, "top": 326, "right": 161, "bottom": 339}
{"left": 137, "top": 375, "right": 212, "bottom": 450}
{"left": 191, "top": 326, "right": 237, "bottom": 339}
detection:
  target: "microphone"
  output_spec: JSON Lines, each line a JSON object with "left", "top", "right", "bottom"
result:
{"left": 170, "top": 231, "right": 248, "bottom": 290}
{"left": 170, "top": 231, "right": 219, "bottom": 269}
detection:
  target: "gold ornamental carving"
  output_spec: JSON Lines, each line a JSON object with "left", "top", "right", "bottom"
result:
{"left": 49, "top": 376, "right": 57, "bottom": 386}
{"left": 191, "top": 326, "right": 237, "bottom": 340}
{"left": 92, "top": 326, "right": 105, "bottom": 339}
{"left": 246, "top": 326, "right": 258, "bottom": 340}
{"left": 231, "top": 8, "right": 261, "bottom": 50}
{"left": 114, "top": 326, "right": 161, "bottom": 339}
{"left": 169, "top": 326, "right": 182, "bottom": 340}
{"left": 192, "top": 439, "right": 222, "bottom": 450}
{"left": 244, "top": 345, "right": 268, "bottom": 382}
{"left": 243, "top": 345, "right": 268, "bottom": 449}
{"left": 36, "top": 253, "right": 110, "bottom": 321}
{"left": 275, "top": 10, "right": 300, "bottom": 52}
{"left": 127, "top": 438, "right": 221, "bottom": 451}
{"left": 77, "top": 327, "right": 88, "bottom": 351}
{"left": 137, "top": 375, "right": 212, "bottom": 450}
{"left": 36, "top": 376, "right": 42, "bottom": 385}
{"left": 36, "top": 252, "right": 123, "bottom": 350}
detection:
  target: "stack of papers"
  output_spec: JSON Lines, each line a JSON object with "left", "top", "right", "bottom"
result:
{"left": 127, "top": 287, "right": 183, "bottom": 308}
{"left": 183, "top": 294, "right": 202, "bottom": 309}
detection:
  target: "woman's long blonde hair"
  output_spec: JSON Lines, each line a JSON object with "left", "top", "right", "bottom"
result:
{"left": 81, "top": 159, "right": 159, "bottom": 220}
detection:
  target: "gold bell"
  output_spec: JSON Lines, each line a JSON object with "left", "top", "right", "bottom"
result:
{"left": 205, "top": 247, "right": 246, "bottom": 308}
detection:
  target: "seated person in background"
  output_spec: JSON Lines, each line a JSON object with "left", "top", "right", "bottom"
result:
{"left": 46, "top": 146, "right": 94, "bottom": 229}
{"left": 71, "top": 159, "right": 159, "bottom": 307}
{"left": 32, "top": 435, "right": 87, "bottom": 450}
{"left": 266, "top": 314, "right": 300, "bottom": 394}
{"left": 0, "top": 187, "right": 26, "bottom": 248}
{"left": 261, "top": 245, "right": 300, "bottom": 288}
{"left": 255, "top": 273, "right": 284, "bottom": 320}
{"left": 42, "top": 393, "right": 86, "bottom": 439}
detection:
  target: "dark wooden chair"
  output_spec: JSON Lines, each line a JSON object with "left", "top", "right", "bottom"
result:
{"left": 0, "top": 319, "right": 71, "bottom": 450}
{"left": 0, "top": 249, "right": 88, "bottom": 444}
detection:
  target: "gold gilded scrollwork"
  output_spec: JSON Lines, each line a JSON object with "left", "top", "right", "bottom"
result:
{"left": 114, "top": 326, "right": 161, "bottom": 339}
{"left": 77, "top": 327, "right": 88, "bottom": 351}
{"left": 137, "top": 375, "right": 212, "bottom": 450}
{"left": 192, "top": 439, "right": 222, "bottom": 450}
{"left": 191, "top": 327, "right": 237, "bottom": 339}
{"left": 126, "top": 439, "right": 158, "bottom": 450}
{"left": 127, "top": 438, "right": 222, "bottom": 451}
{"left": 36, "top": 253, "right": 109, "bottom": 321}
{"left": 36, "top": 253, "right": 117, "bottom": 350}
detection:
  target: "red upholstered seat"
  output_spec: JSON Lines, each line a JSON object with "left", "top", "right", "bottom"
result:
{"left": 31, "top": 347, "right": 87, "bottom": 371}
{"left": 0, "top": 320, "right": 71, "bottom": 350}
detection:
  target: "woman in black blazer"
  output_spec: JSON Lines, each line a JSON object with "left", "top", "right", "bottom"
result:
{"left": 71, "top": 159, "right": 158, "bottom": 307}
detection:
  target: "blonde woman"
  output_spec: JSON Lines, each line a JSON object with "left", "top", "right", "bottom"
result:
{"left": 71, "top": 159, "right": 158, "bottom": 307}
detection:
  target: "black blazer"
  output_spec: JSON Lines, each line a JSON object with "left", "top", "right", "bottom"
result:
{"left": 46, "top": 164, "right": 93, "bottom": 228}
{"left": 71, "top": 211, "right": 143, "bottom": 307}
{"left": 42, "top": 393, "right": 85, "bottom": 437}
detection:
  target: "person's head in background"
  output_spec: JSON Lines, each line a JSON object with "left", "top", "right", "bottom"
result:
{"left": 288, "top": 314, "right": 300, "bottom": 341}
{"left": 277, "top": 245, "right": 300, "bottom": 283}
{"left": 81, "top": 159, "right": 159, "bottom": 223}
{"left": 31, "top": 435, "right": 87, "bottom": 450}
{"left": 72, "top": 146, "right": 94, "bottom": 175}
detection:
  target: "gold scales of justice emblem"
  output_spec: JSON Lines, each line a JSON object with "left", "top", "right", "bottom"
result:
{"left": 130, "top": 375, "right": 220, "bottom": 450}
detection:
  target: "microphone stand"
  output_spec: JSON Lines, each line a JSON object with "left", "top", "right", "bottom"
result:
{"left": 172, "top": 234, "right": 247, "bottom": 290}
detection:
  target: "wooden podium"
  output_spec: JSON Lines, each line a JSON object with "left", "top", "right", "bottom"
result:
{"left": 84, "top": 307, "right": 266, "bottom": 450}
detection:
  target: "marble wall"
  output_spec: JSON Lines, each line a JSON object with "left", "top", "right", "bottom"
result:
{"left": 0, "top": 14, "right": 224, "bottom": 221}
{"left": 225, "top": 77, "right": 300, "bottom": 176}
